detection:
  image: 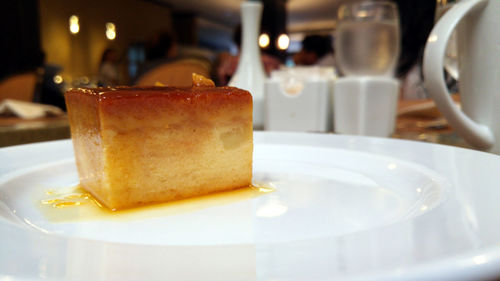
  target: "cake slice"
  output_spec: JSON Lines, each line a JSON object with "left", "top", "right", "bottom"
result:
{"left": 65, "top": 80, "right": 253, "bottom": 210}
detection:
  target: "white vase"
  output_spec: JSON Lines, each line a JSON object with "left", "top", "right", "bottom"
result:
{"left": 229, "top": 1, "right": 266, "bottom": 129}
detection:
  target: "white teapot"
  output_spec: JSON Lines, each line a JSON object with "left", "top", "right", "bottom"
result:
{"left": 423, "top": 0, "right": 500, "bottom": 153}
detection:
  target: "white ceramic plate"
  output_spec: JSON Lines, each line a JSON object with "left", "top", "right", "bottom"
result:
{"left": 1, "top": 132, "right": 500, "bottom": 281}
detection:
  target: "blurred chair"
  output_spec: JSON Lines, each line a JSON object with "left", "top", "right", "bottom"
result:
{"left": 0, "top": 72, "right": 38, "bottom": 102}
{"left": 135, "top": 58, "right": 211, "bottom": 87}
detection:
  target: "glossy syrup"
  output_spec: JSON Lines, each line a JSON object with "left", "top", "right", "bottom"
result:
{"left": 38, "top": 184, "right": 274, "bottom": 222}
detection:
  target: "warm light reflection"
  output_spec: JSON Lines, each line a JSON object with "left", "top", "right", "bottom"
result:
{"left": 259, "top": 33, "right": 270, "bottom": 48}
{"left": 277, "top": 34, "right": 290, "bottom": 50}
{"left": 23, "top": 218, "right": 49, "bottom": 233}
{"left": 420, "top": 205, "right": 428, "bottom": 211}
{"left": 81, "top": 76, "right": 89, "bottom": 84}
{"left": 106, "top": 30, "right": 116, "bottom": 40}
{"left": 256, "top": 199, "right": 288, "bottom": 217}
{"left": 106, "top": 22, "right": 115, "bottom": 30}
{"left": 69, "top": 15, "right": 79, "bottom": 34}
{"left": 437, "top": 0, "right": 448, "bottom": 6}
{"left": 356, "top": 10, "right": 369, "bottom": 18}
{"left": 428, "top": 34, "right": 438, "bottom": 43}
{"left": 387, "top": 163, "right": 397, "bottom": 170}
{"left": 473, "top": 255, "right": 487, "bottom": 265}
{"left": 53, "top": 75, "right": 63, "bottom": 84}
{"left": 106, "top": 22, "right": 116, "bottom": 40}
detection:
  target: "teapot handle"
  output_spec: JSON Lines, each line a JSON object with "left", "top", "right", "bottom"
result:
{"left": 423, "top": 0, "right": 494, "bottom": 150}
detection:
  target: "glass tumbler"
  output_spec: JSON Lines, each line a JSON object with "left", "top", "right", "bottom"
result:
{"left": 335, "top": 1, "right": 400, "bottom": 77}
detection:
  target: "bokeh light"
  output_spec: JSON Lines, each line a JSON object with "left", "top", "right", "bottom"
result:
{"left": 69, "top": 15, "right": 79, "bottom": 34}
{"left": 277, "top": 33, "right": 290, "bottom": 50}
{"left": 258, "top": 33, "right": 270, "bottom": 48}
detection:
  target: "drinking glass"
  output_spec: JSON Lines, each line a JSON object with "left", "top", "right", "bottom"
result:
{"left": 335, "top": 1, "right": 400, "bottom": 77}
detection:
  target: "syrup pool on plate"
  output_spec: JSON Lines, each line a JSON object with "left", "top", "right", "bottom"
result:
{"left": 37, "top": 184, "right": 275, "bottom": 222}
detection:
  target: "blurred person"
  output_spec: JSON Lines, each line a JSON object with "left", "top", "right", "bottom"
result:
{"left": 146, "top": 31, "right": 178, "bottom": 62}
{"left": 214, "top": 52, "right": 280, "bottom": 86}
{"left": 98, "top": 48, "right": 120, "bottom": 86}
{"left": 393, "top": 0, "right": 438, "bottom": 99}
{"left": 31, "top": 50, "right": 66, "bottom": 110}
{"left": 134, "top": 31, "right": 179, "bottom": 82}
{"left": 293, "top": 35, "right": 335, "bottom": 67}
{"left": 214, "top": 52, "right": 239, "bottom": 86}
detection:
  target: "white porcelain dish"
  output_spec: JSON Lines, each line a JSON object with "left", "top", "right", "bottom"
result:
{"left": 1, "top": 132, "right": 500, "bottom": 281}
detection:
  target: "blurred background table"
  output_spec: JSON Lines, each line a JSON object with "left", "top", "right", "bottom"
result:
{"left": 0, "top": 116, "right": 70, "bottom": 147}
{"left": 394, "top": 96, "right": 470, "bottom": 149}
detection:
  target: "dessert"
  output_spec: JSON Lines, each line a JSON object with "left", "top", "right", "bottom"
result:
{"left": 65, "top": 77, "right": 253, "bottom": 210}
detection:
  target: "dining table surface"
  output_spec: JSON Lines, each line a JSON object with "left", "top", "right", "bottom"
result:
{"left": 393, "top": 94, "right": 469, "bottom": 149}
{"left": 0, "top": 115, "right": 70, "bottom": 148}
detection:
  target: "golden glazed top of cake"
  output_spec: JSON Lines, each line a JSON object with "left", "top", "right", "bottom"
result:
{"left": 68, "top": 86, "right": 253, "bottom": 128}
{"left": 72, "top": 86, "right": 251, "bottom": 103}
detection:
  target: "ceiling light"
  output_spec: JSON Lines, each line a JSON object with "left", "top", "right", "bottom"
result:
{"left": 277, "top": 33, "right": 290, "bottom": 50}
{"left": 69, "top": 15, "right": 79, "bottom": 34}
{"left": 106, "top": 22, "right": 116, "bottom": 40}
{"left": 259, "top": 33, "right": 270, "bottom": 48}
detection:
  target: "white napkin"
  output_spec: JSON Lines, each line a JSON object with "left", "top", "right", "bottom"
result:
{"left": 0, "top": 99, "right": 64, "bottom": 119}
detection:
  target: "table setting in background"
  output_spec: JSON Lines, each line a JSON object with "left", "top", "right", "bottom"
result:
{"left": 258, "top": 0, "right": 468, "bottom": 149}
{"left": 0, "top": 99, "right": 69, "bottom": 147}
{"left": 4, "top": 0, "right": 500, "bottom": 280}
